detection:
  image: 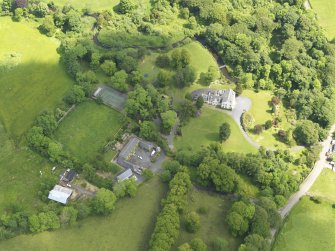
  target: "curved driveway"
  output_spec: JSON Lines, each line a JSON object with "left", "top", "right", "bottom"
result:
{"left": 279, "top": 123, "right": 335, "bottom": 218}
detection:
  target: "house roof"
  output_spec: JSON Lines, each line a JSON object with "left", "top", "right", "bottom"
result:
{"left": 48, "top": 185, "right": 73, "bottom": 204}
{"left": 119, "top": 137, "right": 140, "bottom": 159}
{"left": 117, "top": 169, "right": 133, "bottom": 182}
{"left": 65, "top": 170, "right": 77, "bottom": 181}
{"left": 221, "top": 89, "right": 235, "bottom": 103}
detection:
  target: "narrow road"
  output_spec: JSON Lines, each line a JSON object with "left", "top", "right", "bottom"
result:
{"left": 279, "top": 123, "right": 335, "bottom": 218}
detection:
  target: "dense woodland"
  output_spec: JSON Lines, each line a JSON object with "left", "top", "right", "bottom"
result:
{"left": 0, "top": 0, "right": 334, "bottom": 250}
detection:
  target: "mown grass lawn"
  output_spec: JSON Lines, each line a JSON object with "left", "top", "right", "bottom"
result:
{"left": 310, "top": 0, "right": 335, "bottom": 40}
{"left": 55, "top": 101, "right": 123, "bottom": 162}
{"left": 0, "top": 123, "right": 51, "bottom": 213}
{"left": 174, "top": 107, "right": 257, "bottom": 154}
{"left": 171, "top": 41, "right": 219, "bottom": 81}
{"left": 0, "top": 177, "right": 167, "bottom": 251}
{"left": 139, "top": 41, "right": 219, "bottom": 85}
{"left": 173, "top": 188, "right": 241, "bottom": 251}
{"left": 0, "top": 17, "right": 73, "bottom": 139}
{"left": 273, "top": 169, "right": 335, "bottom": 251}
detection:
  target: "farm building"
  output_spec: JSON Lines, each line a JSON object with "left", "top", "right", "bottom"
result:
{"left": 48, "top": 185, "right": 73, "bottom": 204}
{"left": 116, "top": 169, "right": 135, "bottom": 182}
{"left": 60, "top": 169, "right": 77, "bottom": 183}
{"left": 117, "top": 136, "right": 160, "bottom": 171}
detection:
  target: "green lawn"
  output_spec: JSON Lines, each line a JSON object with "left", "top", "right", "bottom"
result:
{"left": 55, "top": 101, "right": 123, "bottom": 162}
{"left": 0, "top": 17, "right": 73, "bottom": 139}
{"left": 309, "top": 169, "right": 335, "bottom": 202}
{"left": 139, "top": 41, "right": 219, "bottom": 84}
{"left": 0, "top": 123, "right": 51, "bottom": 213}
{"left": 243, "top": 90, "right": 295, "bottom": 149}
{"left": 174, "top": 107, "right": 257, "bottom": 154}
{"left": 0, "top": 177, "right": 167, "bottom": 251}
{"left": 173, "top": 188, "right": 240, "bottom": 250}
{"left": 310, "top": 0, "right": 335, "bottom": 40}
{"left": 273, "top": 169, "right": 335, "bottom": 251}
{"left": 171, "top": 41, "right": 219, "bottom": 81}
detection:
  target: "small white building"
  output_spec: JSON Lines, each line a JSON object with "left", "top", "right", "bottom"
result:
{"left": 48, "top": 185, "right": 73, "bottom": 204}
{"left": 117, "top": 169, "right": 134, "bottom": 183}
{"left": 93, "top": 87, "right": 102, "bottom": 97}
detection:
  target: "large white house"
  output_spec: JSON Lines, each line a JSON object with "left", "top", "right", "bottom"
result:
{"left": 192, "top": 88, "right": 236, "bottom": 110}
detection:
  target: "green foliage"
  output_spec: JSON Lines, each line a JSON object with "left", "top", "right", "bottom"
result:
{"left": 211, "top": 237, "right": 228, "bottom": 251}
{"left": 200, "top": 66, "right": 219, "bottom": 85}
{"left": 60, "top": 207, "right": 78, "bottom": 226}
{"left": 219, "top": 122, "right": 231, "bottom": 142}
{"left": 161, "top": 110, "right": 177, "bottom": 134}
{"left": 294, "top": 120, "right": 320, "bottom": 146}
{"left": 101, "top": 60, "right": 117, "bottom": 76}
{"left": 195, "top": 96, "right": 204, "bottom": 110}
{"left": 64, "top": 85, "right": 85, "bottom": 105}
{"left": 118, "top": 0, "right": 137, "bottom": 14}
{"left": 149, "top": 170, "right": 191, "bottom": 251}
{"left": 91, "top": 189, "right": 117, "bottom": 215}
{"left": 39, "top": 15, "right": 56, "bottom": 37}
{"left": 174, "top": 66, "right": 197, "bottom": 88}
{"left": 241, "top": 112, "right": 255, "bottom": 131}
{"left": 113, "top": 179, "right": 138, "bottom": 199}
{"left": 110, "top": 70, "right": 128, "bottom": 93}
{"left": 171, "top": 49, "right": 191, "bottom": 69}
{"left": 184, "top": 211, "right": 200, "bottom": 233}
{"left": 143, "top": 169, "right": 154, "bottom": 181}
{"left": 13, "top": 8, "right": 23, "bottom": 21}
{"left": 35, "top": 112, "right": 58, "bottom": 136}
{"left": 189, "top": 238, "right": 207, "bottom": 251}
{"left": 28, "top": 211, "right": 60, "bottom": 233}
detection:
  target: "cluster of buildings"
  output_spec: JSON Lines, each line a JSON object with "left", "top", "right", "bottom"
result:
{"left": 116, "top": 136, "right": 160, "bottom": 182}
{"left": 48, "top": 169, "right": 77, "bottom": 205}
{"left": 192, "top": 88, "right": 236, "bottom": 110}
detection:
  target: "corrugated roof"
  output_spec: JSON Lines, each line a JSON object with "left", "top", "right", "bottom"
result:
{"left": 117, "top": 169, "right": 133, "bottom": 182}
{"left": 48, "top": 185, "right": 73, "bottom": 204}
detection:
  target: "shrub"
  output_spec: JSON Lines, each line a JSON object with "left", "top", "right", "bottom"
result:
{"left": 219, "top": 122, "right": 231, "bottom": 142}
{"left": 264, "top": 120, "right": 272, "bottom": 130}
{"left": 254, "top": 124, "right": 263, "bottom": 134}
{"left": 310, "top": 196, "right": 322, "bottom": 204}
{"left": 143, "top": 169, "right": 154, "bottom": 180}
{"left": 185, "top": 211, "right": 200, "bottom": 233}
{"left": 241, "top": 112, "right": 254, "bottom": 130}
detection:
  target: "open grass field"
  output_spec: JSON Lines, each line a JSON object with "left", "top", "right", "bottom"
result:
{"left": 171, "top": 41, "right": 219, "bottom": 81}
{"left": 0, "top": 17, "right": 73, "bottom": 139}
{"left": 273, "top": 169, "right": 335, "bottom": 251}
{"left": 310, "top": 0, "right": 335, "bottom": 40}
{"left": 139, "top": 41, "right": 219, "bottom": 84}
{"left": 173, "top": 188, "right": 240, "bottom": 250}
{"left": 174, "top": 107, "right": 257, "bottom": 154}
{"left": 0, "top": 123, "right": 51, "bottom": 213}
{"left": 55, "top": 101, "right": 123, "bottom": 162}
{"left": 0, "top": 177, "right": 167, "bottom": 251}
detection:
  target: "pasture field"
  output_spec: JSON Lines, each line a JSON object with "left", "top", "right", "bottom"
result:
{"left": 0, "top": 17, "right": 73, "bottom": 139}
{"left": 174, "top": 107, "right": 257, "bottom": 154}
{"left": 0, "top": 123, "right": 51, "bottom": 213}
{"left": 173, "top": 188, "right": 240, "bottom": 250}
{"left": 0, "top": 177, "right": 167, "bottom": 251}
{"left": 273, "top": 169, "right": 335, "bottom": 251}
{"left": 55, "top": 101, "right": 123, "bottom": 162}
{"left": 310, "top": 0, "right": 335, "bottom": 40}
